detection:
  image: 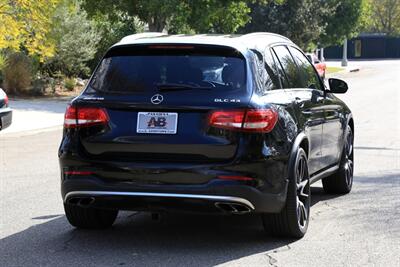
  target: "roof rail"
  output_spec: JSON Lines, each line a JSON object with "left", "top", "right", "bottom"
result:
{"left": 119, "top": 32, "right": 168, "bottom": 43}
{"left": 240, "top": 32, "right": 291, "bottom": 42}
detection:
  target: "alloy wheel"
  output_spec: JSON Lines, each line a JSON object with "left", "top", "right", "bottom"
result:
{"left": 296, "top": 154, "right": 310, "bottom": 229}
{"left": 344, "top": 128, "right": 354, "bottom": 187}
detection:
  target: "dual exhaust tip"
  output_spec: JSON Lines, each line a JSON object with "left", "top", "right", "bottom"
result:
{"left": 214, "top": 202, "right": 252, "bottom": 214}
{"left": 67, "top": 197, "right": 252, "bottom": 214}
{"left": 67, "top": 197, "right": 95, "bottom": 208}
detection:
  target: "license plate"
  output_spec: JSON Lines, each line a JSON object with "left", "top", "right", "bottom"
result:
{"left": 137, "top": 112, "right": 178, "bottom": 134}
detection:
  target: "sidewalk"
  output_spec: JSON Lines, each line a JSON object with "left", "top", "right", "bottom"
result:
{"left": 325, "top": 60, "right": 361, "bottom": 73}
{"left": 0, "top": 98, "right": 71, "bottom": 135}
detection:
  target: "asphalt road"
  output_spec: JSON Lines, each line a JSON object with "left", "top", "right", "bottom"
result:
{"left": 1, "top": 60, "right": 399, "bottom": 267}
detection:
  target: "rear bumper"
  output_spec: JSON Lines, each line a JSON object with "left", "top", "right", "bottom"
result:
{"left": 59, "top": 128, "right": 291, "bottom": 214}
{"left": 61, "top": 175, "right": 288, "bottom": 214}
{"left": 0, "top": 108, "right": 12, "bottom": 130}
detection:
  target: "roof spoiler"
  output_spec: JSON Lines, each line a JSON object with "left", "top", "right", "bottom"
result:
{"left": 119, "top": 32, "right": 168, "bottom": 44}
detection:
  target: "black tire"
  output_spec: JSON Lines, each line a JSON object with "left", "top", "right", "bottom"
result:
{"left": 64, "top": 203, "right": 118, "bottom": 229}
{"left": 262, "top": 148, "right": 311, "bottom": 238}
{"left": 322, "top": 125, "right": 354, "bottom": 194}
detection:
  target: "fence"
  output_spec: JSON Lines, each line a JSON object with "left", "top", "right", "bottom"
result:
{"left": 324, "top": 35, "right": 400, "bottom": 59}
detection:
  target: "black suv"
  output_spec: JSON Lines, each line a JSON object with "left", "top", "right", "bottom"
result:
{"left": 59, "top": 33, "right": 353, "bottom": 238}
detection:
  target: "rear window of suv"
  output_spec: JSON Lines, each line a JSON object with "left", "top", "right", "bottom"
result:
{"left": 88, "top": 45, "right": 246, "bottom": 94}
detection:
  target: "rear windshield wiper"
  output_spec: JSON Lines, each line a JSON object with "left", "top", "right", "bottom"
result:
{"left": 156, "top": 83, "right": 212, "bottom": 91}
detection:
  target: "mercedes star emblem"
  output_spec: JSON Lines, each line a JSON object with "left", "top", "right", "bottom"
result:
{"left": 151, "top": 94, "right": 164, "bottom": 105}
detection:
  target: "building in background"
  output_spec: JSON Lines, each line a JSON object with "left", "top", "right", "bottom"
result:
{"left": 324, "top": 33, "right": 400, "bottom": 59}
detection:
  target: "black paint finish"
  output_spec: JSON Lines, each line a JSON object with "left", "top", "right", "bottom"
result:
{"left": 59, "top": 38, "right": 353, "bottom": 214}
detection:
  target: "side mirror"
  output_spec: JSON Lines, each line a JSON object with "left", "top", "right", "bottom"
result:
{"left": 328, "top": 78, "right": 348, "bottom": 94}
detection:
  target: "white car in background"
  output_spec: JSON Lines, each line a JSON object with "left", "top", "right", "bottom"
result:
{"left": 0, "top": 88, "right": 12, "bottom": 130}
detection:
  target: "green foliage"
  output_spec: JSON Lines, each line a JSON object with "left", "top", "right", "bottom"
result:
{"left": 320, "top": 0, "right": 367, "bottom": 47}
{"left": 0, "top": 0, "right": 60, "bottom": 60}
{"left": 363, "top": 0, "right": 400, "bottom": 36}
{"left": 87, "top": 12, "right": 143, "bottom": 70}
{"left": 182, "top": 1, "right": 251, "bottom": 34}
{"left": 44, "top": 1, "right": 100, "bottom": 78}
{"left": 64, "top": 77, "right": 76, "bottom": 91}
{"left": 242, "top": 0, "right": 333, "bottom": 50}
{"left": 0, "top": 52, "right": 7, "bottom": 71}
{"left": 243, "top": 0, "right": 367, "bottom": 49}
{"left": 82, "top": 0, "right": 253, "bottom": 34}
{"left": 0, "top": 52, "right": 7, "bottom": 86}
{"left": 3, "top": 53, "right": 32, "bottom": 94}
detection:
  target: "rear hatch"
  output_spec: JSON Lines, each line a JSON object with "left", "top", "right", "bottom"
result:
{"left": 74, "top": 44, "right": 252, "bottom": 163}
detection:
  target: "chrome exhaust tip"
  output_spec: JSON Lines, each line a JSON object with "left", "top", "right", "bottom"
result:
{"left": 67, "top": 197, "right": 95, "bottom": 207}
{"left": 215, "top": 202, "right": 252, "bottom": 214}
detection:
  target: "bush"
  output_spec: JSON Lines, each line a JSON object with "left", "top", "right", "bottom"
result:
{"left": 4, "top": 53, "right": 32, "bottom": 94}
{"left": 64, "top": 77, "right": 76, "bottom": 91}
{"left": 0, "top": 53, "right": 8, "bottom": 87}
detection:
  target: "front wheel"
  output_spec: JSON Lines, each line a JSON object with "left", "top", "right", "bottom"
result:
{"left": 322, "top": 125, "right": 354, "bottom": 194}
{"left": 262, "top": 148, "right": 311, "bottom": 238}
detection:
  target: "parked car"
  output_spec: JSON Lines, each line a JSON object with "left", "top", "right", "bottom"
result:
{"left": 0, "top": 88, "right": 12, "bottom": 131}
{"left": 59, "top": 32, "right": 354, "bottom": 238}
{"left": 306, "top": 52, "right": 326, "bottom": 79}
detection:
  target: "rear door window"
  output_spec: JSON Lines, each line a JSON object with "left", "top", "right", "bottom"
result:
{"left": 272, "top": 45, "right": 300, "bottom": 88}
{"left": 89, "top": 45, "right": 246, "bottom": 94}
{"left": 264, "top": 48, "right": 284, "bottom": 91}
{"left": 287, "top": 47, "right": 323, "bottom": 90}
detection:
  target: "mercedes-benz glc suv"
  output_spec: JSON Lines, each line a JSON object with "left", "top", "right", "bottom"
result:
{"left": 59, "top": 33, "right": 354, "bottom": 238}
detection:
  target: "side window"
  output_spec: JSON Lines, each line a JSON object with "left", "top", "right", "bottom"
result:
{"left": 270, "top": 49, "right": 289, "bottom": 88}
{"left": 264, "top": 48, "right": 283, "bottom": 91}
{"left": 288, "top": 47, "right": 323, "bottom": 90}
{"left": 249, "top": 49, "right": 268, "bottom": 94}
{"left": 272, "top": 46, "right": 301, "bottom": 88}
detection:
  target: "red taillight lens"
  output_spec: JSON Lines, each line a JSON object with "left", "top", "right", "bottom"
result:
{"left": 209, "top": 110, "right": 245, "bottom": 130}
{"left": 4, "top": 94, "right": 9, "bottom": 106}
{"left": 209, "top": 109, "right": 278, "bottom": 133}
{"left": 64, "top": 105, "right": 109, "bottom": 128}
{"left": 242, "top": 109, "right": 278, "bottom": 132}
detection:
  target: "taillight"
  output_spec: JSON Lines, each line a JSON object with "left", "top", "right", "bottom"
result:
{"left": 4, "top": 94, "right": 8, "bottom": 106}
{"left": 64, "top": 105, "right": 109, "bottom": 128}
{"left": 209, "top": 109, "right": 278, "bottom": 133}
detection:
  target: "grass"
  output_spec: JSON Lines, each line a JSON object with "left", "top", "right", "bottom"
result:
{"left": 326, "top": 66, "right": 344, "bottom": 74}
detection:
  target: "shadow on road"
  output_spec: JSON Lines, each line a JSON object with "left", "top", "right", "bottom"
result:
{"left": 2, "top": 172, "right": 398, "bottom": 266}
{"left": 1, "top": 209, "right": 297, "bottom": 266}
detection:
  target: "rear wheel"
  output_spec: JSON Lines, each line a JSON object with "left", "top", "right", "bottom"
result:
{"left": 322, "top": 125, "right": 354, "bottom": 194}
{"left": 64, "top": 203, "right": 118, "bottom": 229}
{"left": 262, "top": 148, "right": 310, "bottom": 238}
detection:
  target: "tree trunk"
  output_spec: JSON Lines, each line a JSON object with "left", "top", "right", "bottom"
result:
{"left": 148, "top": 15, "right": 166, "bottom": 32}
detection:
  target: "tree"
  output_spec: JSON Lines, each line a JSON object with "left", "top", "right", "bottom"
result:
{"left": 241, "top": 0, "right": 333, "bottom": 50}
{"left": 365, "top": 0, "right": 400, "bottom": 36}
{"left": 85, "top": 9, "right": 144, "bottom": 70}
{"left": 82, "top": 0, "right": 254, "bottom": 34}
{"left": 44, "top": 1, "right": 100, "bottom": 77}
{"left": 0, "top": 0, "right": 60, "bottom": 60}
{"left": 320, "top": 0, "right": 368, "bottom": 47}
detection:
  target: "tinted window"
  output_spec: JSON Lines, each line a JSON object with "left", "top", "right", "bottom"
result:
{"left": 249, "top": 49, "right": 269, "bottom": 94}
{"left": 288, "top": 47, "right": 323, "bottom": 90}
{"left": 272, "top": 46, "right": 300, "bottom": 88}
{"left": 264, "top": 48, "right": 284, "bottom": 91}
{"left": 250, "top": 48, "right": 284, "bottom": 95}
{"left": 89, "top": 46, "right": 246, "bottom": 93}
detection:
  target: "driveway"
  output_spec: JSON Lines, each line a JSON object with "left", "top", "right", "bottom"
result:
{"left": 0, "top": 98, "right": 70, "bottom": 135}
